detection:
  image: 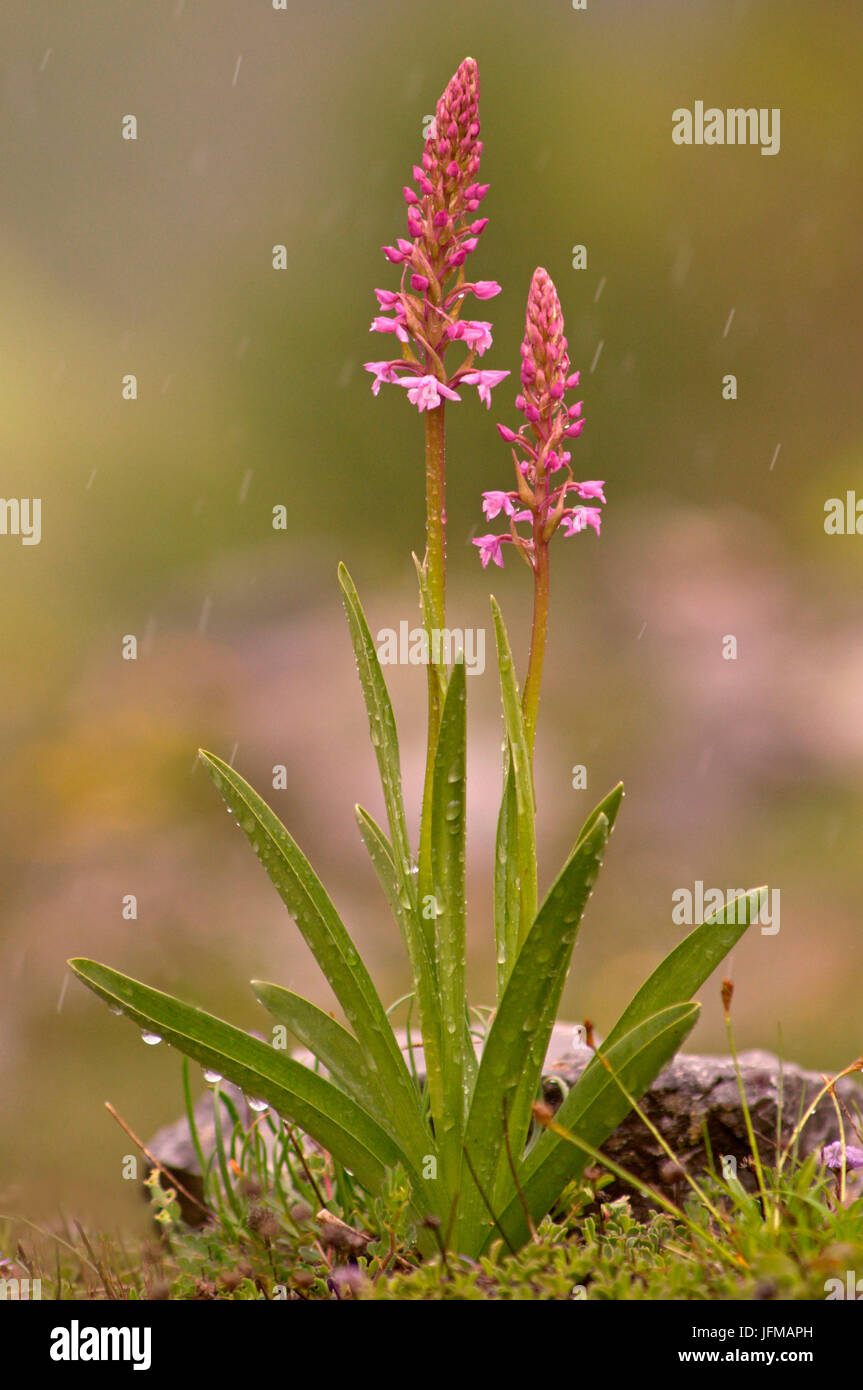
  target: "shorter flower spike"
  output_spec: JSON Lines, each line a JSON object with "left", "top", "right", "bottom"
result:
{"left": 473, "top": 267, "right": 605, "bottom": 568}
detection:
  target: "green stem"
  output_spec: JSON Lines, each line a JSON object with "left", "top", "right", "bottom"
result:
{"left": 419, "top": 403, "right": 447, "bottom": 933}
{"left": 522, "top": 540, "right": 550, "bottom": 760}
{"left": 425, "top": 403, "right": 447, "bottom": 638}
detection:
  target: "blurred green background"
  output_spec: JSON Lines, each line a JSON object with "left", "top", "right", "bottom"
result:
{"left": 2, "top": 0, "right": 862, "bottom": 1226}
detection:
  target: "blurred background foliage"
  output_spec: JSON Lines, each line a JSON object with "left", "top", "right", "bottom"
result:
{"left": 1, "top": 0, "right": 862, "bottom": 1225}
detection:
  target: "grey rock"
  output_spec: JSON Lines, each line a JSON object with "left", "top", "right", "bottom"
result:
{"left": 145, "top": 1037, "right": 863, "bottom": 1223}
{"left": 540, "top": 1047, "right": 863, "bottom": 1211}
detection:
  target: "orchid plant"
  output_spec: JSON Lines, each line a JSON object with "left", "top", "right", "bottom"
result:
{"left": 69, "top": 58, "right": 762, "bottom": 1259}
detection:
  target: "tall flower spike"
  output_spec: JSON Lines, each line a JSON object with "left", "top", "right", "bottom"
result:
{"left": 473, "top": 268, "right": 606, "bottom": 757}
{"left": 364, "top": 58, "right": 508, "bottom": 414}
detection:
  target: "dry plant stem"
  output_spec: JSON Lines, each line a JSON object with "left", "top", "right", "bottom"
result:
{"left": 593, "top": 1048, "right": 732, "bottom": 1234}
{"left": 538, "top": 1111, "right": 747, "bottom": 1274}
{"left": 104, "top": 1100, "right": 211, "bottom": 1217}
{"left": 722, "top": 1011, "right": 773, "bottom": 1224}
{"left": 777, "top": 1060, "right": 863, "bottom": 1173}
{"left": 825, "top": 1084, "right": 848, "bottom": 1205}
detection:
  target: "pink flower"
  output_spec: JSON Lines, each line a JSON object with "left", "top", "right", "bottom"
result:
{"left": 481, "top": 490, "right": 519, "bottom": 520}
{"left": 370, "top": 313, "right": 408, "bottom": 343}
{"left": 472, "top": 280, "right": 501, "bottom": 299}
{"left": 364, "top": 360, "right": 401, "bottom": 396}
{"left": 572, "top": 480, "right": 606, "bottom": 503}
{"left": 561, "top": 506, "right": 602, "bottom": 537}
{"left": 396, "top": 375, "right": 461, "bottom": 412}
{"left": 448, "top": 320, "right": 494, "bottom": 355}
{"left": 472, "top": 533, "right": 512, "bottom": 568}
{"left": 374, "top": 288, "right": 401, "bottom": 310}
{"left": 460, "top": 369, "right": 510, "bottom": 408}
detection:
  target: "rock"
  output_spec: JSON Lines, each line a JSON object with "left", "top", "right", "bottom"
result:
{"left": 144, "top": 1036, "right": 862, "bottom": 1224}
{"left": 540, "top": 1047, "right": 863, "bottom": 1212}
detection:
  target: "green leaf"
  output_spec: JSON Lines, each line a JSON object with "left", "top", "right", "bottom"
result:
{"left": 599, "top": 887, "right": 765, "bottom": 1054}
{"left": 67, "top": 959, "right": 418, "bottom": 1198}
{"left": 198, "top": 750, "right": 429, "bottom": 1172}
{"left": 458, "top": 811, "right": 611, "bottom": 1251}
{"left": 430, "top": 659, "right": 470, "bottom": 1177}
{"left": 493, "top": 763, "right": 520, "bottom": 1001}
{"left": 353, "top": 804, "right": 444, "bottom": 1127}
{"left": 251, "top": 981, "right": 383, "bottom": 1121}
{"left": 412, "top": 550, "right": 447, "bottom": 710}
{"left": 338, "top": 563, "right": 415, "bottom": 903}
{"left": 494, "top": 1002, "right": 700, "bottom": 1252}
{"left": 490, "top": 598, "right": 537, "bottom": 953}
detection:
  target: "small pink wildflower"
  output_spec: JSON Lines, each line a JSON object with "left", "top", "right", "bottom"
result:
{"left": 363, "top": 360, "right": 402, "bottom": 396}
{"left": 459, "top": 368, "right": 510, "bottom": 408}
{"left": 396, "top": 375, "right": 461, "bottom": 412}
{"left": 481, "top": 490, "right": 520, "bottom": 520}
{"left": 472, "top": 533, "right": 512, "bottom": 568}
{"left": 447, "top": 320, "right": 494, "bottom": 355}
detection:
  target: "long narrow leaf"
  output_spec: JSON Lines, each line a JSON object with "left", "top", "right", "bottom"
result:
{"left": 458, "top": 811, "right": 611, "bottom": 1250}
{"left": 68, "top": 959, "right": 418, "bottom": 1198}
{"left": 354, "top": 804, "right": 444, "bottom": 1127}
{"left": 430, "top": 660, "right": 469, "bottom": 1178}
{"left": 597, "top": 887, "right": 765, "bottom": 1053}
{"left": 493, "top": 763, "right": 519, "bottom": 1000}
{"left": 494, "top": 1002, "right": 700, "bottom": 1252}
{"left": 490, "top": 598, "right": 537, "bottom": 952}
{"left": 198, "top": 751, "right": 429, "bottom": 1171}
{"left": 338, "top": 563, "right": 415, "bottom": 904}
{"left": 252, "top": 981, "right": 383, "bottom": 1121}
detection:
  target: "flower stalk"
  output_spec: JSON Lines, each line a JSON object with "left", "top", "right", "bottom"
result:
{"left": 475, "top": 267, "right": 604, "bottom": 764}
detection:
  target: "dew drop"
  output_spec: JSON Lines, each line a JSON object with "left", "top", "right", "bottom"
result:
{"left": 203, "top": 1068, "right": 223, "bottom": 1084}
{"left": 141, "top": 1031, "right": 162, "bottom": 1045}
{"left": 109, "top": 1005, "right": 123, "bottom": 1016}
{"left": 246, "top": 1096, "right": 269, "bottom": 1113}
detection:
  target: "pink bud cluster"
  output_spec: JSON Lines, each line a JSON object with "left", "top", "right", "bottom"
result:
{"left": 473, "top": 268, "right": 605, "bottom": 568}
{"left": 365, "top": 58, "right": 509, "bottom": 413}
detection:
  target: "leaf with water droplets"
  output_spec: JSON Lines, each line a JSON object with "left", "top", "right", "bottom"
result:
{"left": 429, "top": 660, "right": 474, "bottom": 1181}
{"left": 67, "top": 958, "right": 420, "bottom": 1198}
{"left": 338, "top": 564, "right": 415, "bottom": 908}
{"left": 196, "top": 750, "right": 431, "bottom": 1176}
{"left": 353, "top": 806, "right": 444, "bottom": 1133}
{"left": 495, "top": 1002, "right": 700, "bottom": 1252}
{"left": 458, "top": 810, "right": 612, "bottom": 1253}
{"left": 490, "top": 598, "right": 537, "bottom": 972}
